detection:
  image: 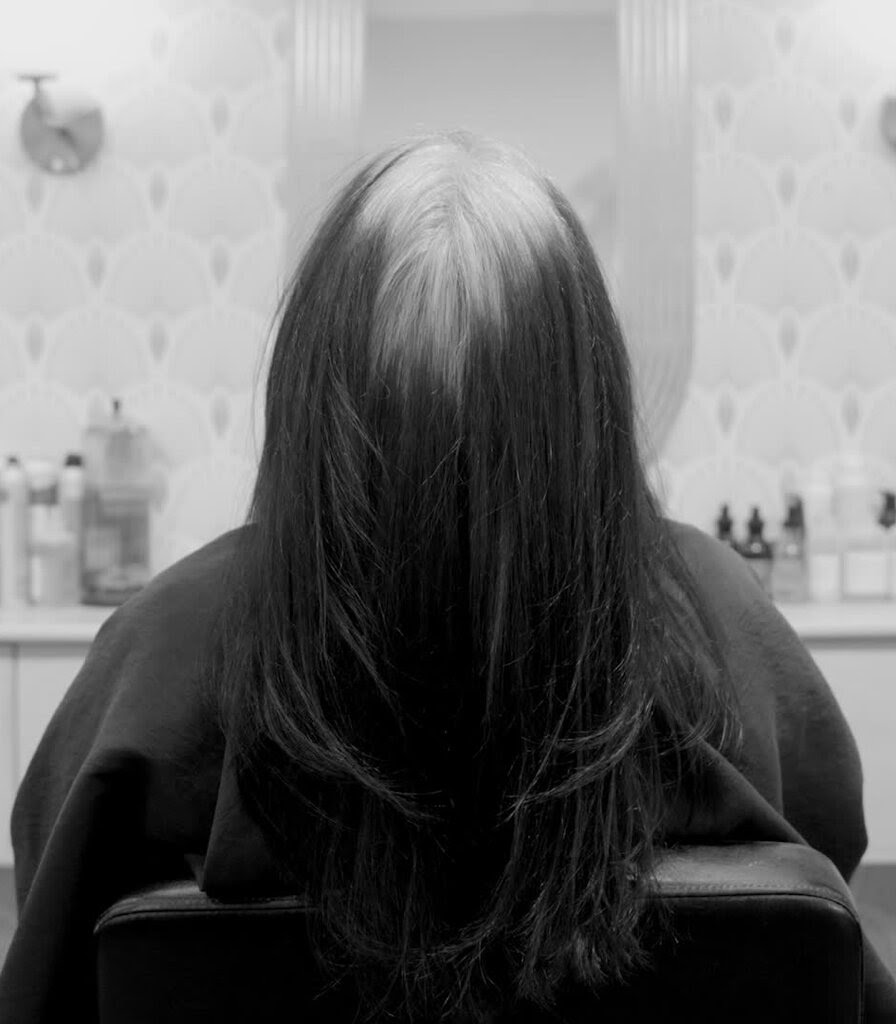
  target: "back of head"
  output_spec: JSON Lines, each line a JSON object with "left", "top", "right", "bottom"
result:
{"left": 260, "top": 131, "right": 641, "bottom": 687}
{"left": 213, "top": 131, "right": 739, "bottom": 1024}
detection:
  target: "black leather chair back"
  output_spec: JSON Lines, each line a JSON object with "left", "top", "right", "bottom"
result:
{"left": 94, "top": 842, "right": 863, "bottom": 1023}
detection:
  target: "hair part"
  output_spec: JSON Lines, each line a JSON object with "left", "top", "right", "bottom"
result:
{"left": 208, "top": 130, "right": 742, "bottom": 1024}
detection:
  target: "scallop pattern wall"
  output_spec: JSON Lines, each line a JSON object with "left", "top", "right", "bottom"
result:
{"left": 662, "top": 0, "right": 896, "bottom": 538}
{"left": 0, "top": 0, "right": 291, "bottom": 572}
{"left": 3, "top": 0, "right": 896, "bottom": 571}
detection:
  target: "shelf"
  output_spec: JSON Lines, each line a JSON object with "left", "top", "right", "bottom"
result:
{"left": 0, "top": 600, "right": 894, "bottom": 647}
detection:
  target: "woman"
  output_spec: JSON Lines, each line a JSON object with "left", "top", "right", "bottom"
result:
{"left": 1, "top": 132, "right": 894, "bottom": 1023}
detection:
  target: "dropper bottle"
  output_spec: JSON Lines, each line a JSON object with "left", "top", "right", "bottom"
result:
{"left": 741, "top": 506, "right": 774, "bottom": 596}
{"left": 772, "top": 495, "right": 808, "bottom": 603}
{"left": 715, "top": 503, "right": 739, "bottom": 551}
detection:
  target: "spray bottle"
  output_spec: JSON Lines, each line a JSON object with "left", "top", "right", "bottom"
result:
{"left": 0, "top": 456, "right": 29, "bottom": 607}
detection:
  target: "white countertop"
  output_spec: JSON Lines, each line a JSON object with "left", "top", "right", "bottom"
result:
{"left": 0, "top": 604, "right": 115, "bottom": 644}
{"left": 0, "top": 600, "right": 894, "bottom": 645}
{"left": 777, "top": 600, "right": 896, "bottom": 642}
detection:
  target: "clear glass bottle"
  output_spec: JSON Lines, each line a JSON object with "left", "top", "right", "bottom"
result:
{"left": 772, "top": 495, "right": 808, "bottom": 603}
{"left": 741, "top": 506, "right": 774, "bottom": 596}
{"left": 81, "top": 398, "right": 153, "bottom": 606}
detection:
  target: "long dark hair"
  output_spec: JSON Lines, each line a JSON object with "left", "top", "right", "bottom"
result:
{"left": 209, "top": 131, "right": 742, "bottom": 1023}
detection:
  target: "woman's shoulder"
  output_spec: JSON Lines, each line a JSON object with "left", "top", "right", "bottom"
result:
{"left": 94, "top": 525, "right": 251, "bottom": 654}
{"left": 663, "top": 517, "right": 765, "bottom": 609}
{"left": 661, "top": 518, "right": 803, "bottom": 688}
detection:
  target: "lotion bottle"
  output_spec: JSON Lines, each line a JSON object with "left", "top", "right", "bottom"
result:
{"left": 803, "top": 469, "right": 840, "bottom": 602}
{"left": 0, "top": 456, "right": 29, "bottom": 607}
{"left": 59, "top": 452, "right": 85, "bottom": 602}
{"left": 836, "top": 454, "right": 888, "bottom": 600}
{"left": 26, "top": 460, "right": 77, "bottom": 607}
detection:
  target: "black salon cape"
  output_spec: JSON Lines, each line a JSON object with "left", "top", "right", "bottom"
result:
{"left": 2, "top": 522, "right": 895, "bottom": 1022}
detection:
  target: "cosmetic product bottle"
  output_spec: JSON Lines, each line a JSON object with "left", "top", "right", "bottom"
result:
{"left": 715, "top": 503, "right": 739, "bottom": 551}
{"left": 0, "top": 456, "right": 29, "bottom": 607}
{"left": 59, "top": 452, "right": 85, "bottom": 602}
{"left": 25, "top": 460, "right": 77, "bottom": 606}
{"left": 803, "top": 470, "right": 840, "bottom": 602}
{"left": 60, "top": 452, "right": 85, "bottom": 538}
{"left": 741, "top": 506, "right": 774, "bottom": 596}
{"left": 82, "top": 398, "right": 153, "bottom": 605}
{"left": 772, "top": 495, "right": 808, "bottom": 603}
{"left": 835, "top": 455, "right": 888, "bottom": 600}
{"left": 879, "top": 490, "right": 896, "bottom": 600}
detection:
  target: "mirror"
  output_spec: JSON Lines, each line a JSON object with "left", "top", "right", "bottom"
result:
{"left": 362, "top": 0, "right": 620, "bottom": 288}
{"left": 287, "top": 0, "right": 693, "bottom": 458}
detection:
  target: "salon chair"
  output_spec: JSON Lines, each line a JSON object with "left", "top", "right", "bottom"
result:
{"left": 94, "top": 841, "right": 863, "bottom": 1023}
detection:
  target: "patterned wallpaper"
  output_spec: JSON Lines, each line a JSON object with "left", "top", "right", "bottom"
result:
{"left": 2, "top": 0, "right": 896, "bottom": 572}
{"left": 0, "top": 0, "right": 290, "bottom": 573}
{"left": 660, "top": 0, "right": 896, "bottom": 538}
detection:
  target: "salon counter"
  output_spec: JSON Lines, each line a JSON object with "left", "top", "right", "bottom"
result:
{"left": 0, "top": 606, "right": 113, "bottom": 865}
{"left": 779, "top": 601, "right": 896, "bottom": 867}
{"left": 1, "top": 601, "right": 892, "bottom": 645}
{"left": 780, "top": 600, "right": 896, "bottom": 643}
{"left": 0, "top": 604, "right": 113, "bottom": 645}
{"left": 0, "top": 602, "right": 894, "bottom": 866}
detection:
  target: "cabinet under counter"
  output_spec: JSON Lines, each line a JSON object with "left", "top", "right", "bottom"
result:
{"left": 0, "top": 603, "right": 894, "bottom": 867}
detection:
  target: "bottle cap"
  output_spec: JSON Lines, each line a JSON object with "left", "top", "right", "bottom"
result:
{"left": 63, "top": 452, "right": 83, "bottom": 467}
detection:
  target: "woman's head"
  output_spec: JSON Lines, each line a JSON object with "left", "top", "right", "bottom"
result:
{"left": 260, "top": 131, "right": 642, "bottom": 696}
{"left": 275, "top": 130, "right": 626, "bottom": 402}
{"left": 215, "top": 131, "right": 739, "bottom": 1024}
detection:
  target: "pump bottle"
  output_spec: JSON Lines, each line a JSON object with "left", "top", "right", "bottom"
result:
{"left": 81, "top": 398, "right": 153, "bottom": 605}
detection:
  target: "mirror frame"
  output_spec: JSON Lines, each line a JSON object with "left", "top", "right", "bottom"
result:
{"left": 617, "top": 0, "right": 694, "bottom": 461}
